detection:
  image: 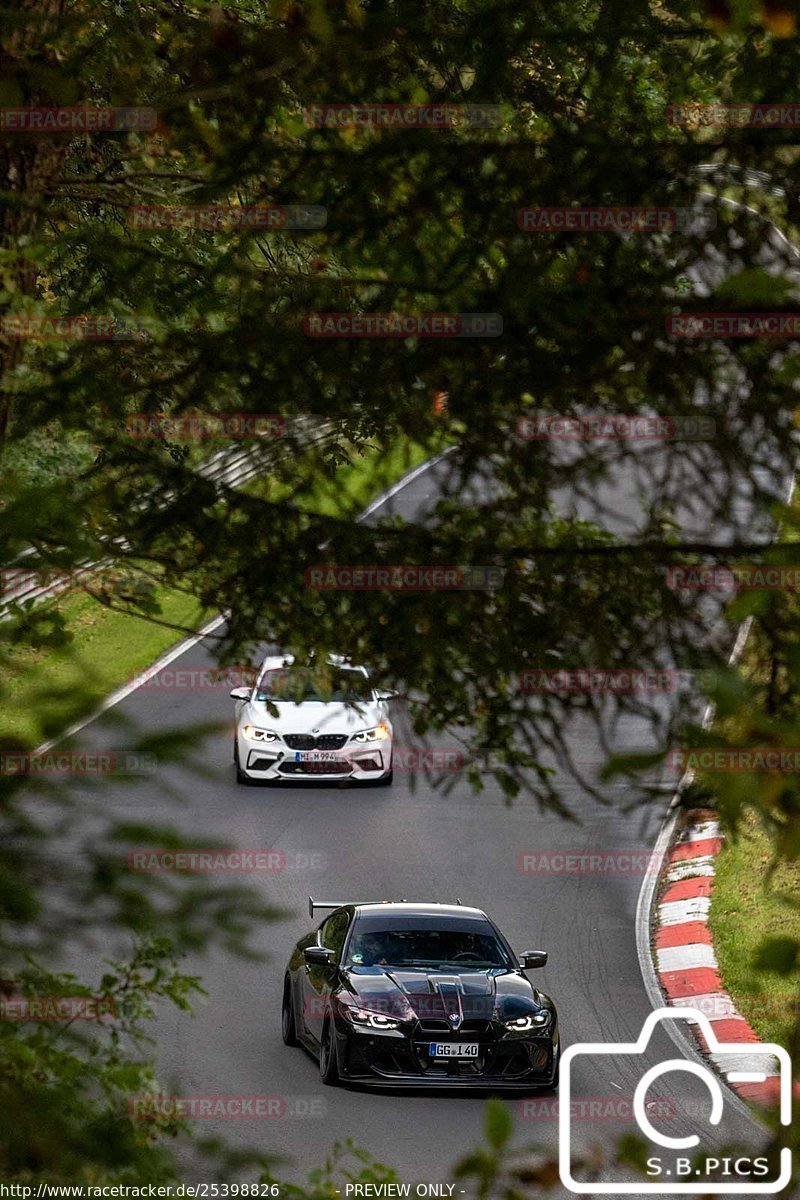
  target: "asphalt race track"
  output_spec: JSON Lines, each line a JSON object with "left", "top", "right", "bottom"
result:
{"left": 42, "top": 447, "right": 788, "bottom": 1196}
{"left": 30, "top": 200, "right": 800, "bottom": 1185}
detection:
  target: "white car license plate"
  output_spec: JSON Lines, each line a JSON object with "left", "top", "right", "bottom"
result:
{"left": 295, "top": 750, "right": 339, "bottom": 762}
{"left": 429, "top": 1042, "right": 479, "bottom": 1058}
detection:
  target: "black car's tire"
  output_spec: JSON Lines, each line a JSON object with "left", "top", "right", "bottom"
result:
{"left": 548, "top": 1045, "right": 560, "bottom": 1091}
{"left": 281, "top": 977, "right": 298, "bottom": 1046}
{"left": 318, "top": 1019, "right": 340, "bottom": 1085}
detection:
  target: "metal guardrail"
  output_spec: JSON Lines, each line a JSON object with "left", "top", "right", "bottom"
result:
{"left": 691, "top": 162, "right": 791, "bottom": 199}
{"left": 1, "top": 417, "right": 335, "bottom": 616}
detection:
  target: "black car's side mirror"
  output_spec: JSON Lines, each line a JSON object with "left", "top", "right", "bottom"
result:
{"left": 304, "top": 945, "right": 335, "bottom": 967}
{"left": 230, "top": 686, "right": 251, "bottom": 701}
{"left": 520, "top": 950, "right": 548, "bottom": 969}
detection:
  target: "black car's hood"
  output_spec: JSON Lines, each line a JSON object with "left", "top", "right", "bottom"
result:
{"left": 342, "top": 966, "right": 545, "bottom": 1023}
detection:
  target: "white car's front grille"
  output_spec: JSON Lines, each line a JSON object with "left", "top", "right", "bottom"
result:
{"left": 283, "top": 733, "right": 349, "bottom": 750}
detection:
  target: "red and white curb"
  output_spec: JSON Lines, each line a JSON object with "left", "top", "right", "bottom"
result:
{"left": 653, "top": 807, "right": 797, "bottom": 1109}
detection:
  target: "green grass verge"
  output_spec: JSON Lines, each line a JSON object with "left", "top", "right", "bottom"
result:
{"left": 242, "top": 435, "right": 449, "bottom": 517}
{"left": 2, "top": 583, "right": 208, "bottom": 748}
{"left": 3, "top": 436, "right": 450, "bottom": 749}
{"left": 708, "top": 809, "right": 800, "bottom": 1048}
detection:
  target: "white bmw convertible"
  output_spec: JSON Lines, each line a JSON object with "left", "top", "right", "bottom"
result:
{"left": 230, "top": 656, "right": 394, "bottom": 786}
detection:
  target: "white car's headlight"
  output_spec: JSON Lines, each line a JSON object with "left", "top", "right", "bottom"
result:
{"left": 351, "top": 722, "right": 391, "bottom": 743}
{"left": 242, "top": 725, "right": 280, "bottom": 743}
{"left": 504, "top": 1013, "right": 550, "bottom": 1031}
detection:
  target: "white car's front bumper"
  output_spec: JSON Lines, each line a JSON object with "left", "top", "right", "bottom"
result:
{"left": 238, "top": 737, "right": 392, "bottom": 782}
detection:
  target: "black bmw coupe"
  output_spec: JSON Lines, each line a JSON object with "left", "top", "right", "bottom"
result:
{"left": 281, "top": 898, "right": 559, "bottom": 1090}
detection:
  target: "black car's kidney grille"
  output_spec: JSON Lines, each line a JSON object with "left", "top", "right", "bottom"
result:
{"left": 283, "top": 734, "right": 348, "bottom": 750}
{"left": 415, "top": 1018, "right": 495, "bottom": 1039}
{"left": 457, "top": 1019, "right": 492, "bottom": 1035}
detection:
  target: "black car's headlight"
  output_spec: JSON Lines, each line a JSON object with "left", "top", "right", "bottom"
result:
{"left": 350, "top": 723, "right": 391, "bottom": 743}
{"left": 340, "top": 1004, "right": 401, "bottom": 1029}
{"left": 242, "top": 725, "right": 280, "bottom": 743}
{"left": 503, "top": 1012, "right": 550, "bottom": 1031}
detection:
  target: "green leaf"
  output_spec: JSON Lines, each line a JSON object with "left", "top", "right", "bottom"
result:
{"left": 484, "top": 1097, "right": 512, "bottom": 1149}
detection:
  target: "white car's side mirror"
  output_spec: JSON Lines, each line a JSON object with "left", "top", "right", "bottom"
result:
{"left": 229, "top": 686, "right": 250, "bottom": 701}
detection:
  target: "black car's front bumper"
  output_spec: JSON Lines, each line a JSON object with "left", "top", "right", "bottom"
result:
{"left": 332, "top": 1018, "right": 559, "bottom": 1090}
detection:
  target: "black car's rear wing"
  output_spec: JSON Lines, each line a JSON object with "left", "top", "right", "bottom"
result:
{"left": 308, "top": 896, "right": 463, "bottom": 917}
{"left": 308, "top": 896, "right": 348, "bottom": 918}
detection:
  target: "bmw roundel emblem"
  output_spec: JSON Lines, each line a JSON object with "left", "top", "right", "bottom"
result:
{"left": 448, "top": 1013, "right": 459, "bottom": 1023}
{"left": 312, "top": 728, "right": 320, "bottom": 734}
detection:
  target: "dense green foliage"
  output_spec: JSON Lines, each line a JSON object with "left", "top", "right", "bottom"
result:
{"left": 3, "top": 0, "right": 800, "bottom": 1188}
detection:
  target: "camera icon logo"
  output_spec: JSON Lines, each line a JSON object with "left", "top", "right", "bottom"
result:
{"left": 559, "top": 1007, "right": 792, "bottom": 1194}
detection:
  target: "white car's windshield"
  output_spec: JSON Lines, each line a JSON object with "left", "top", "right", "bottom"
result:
{"left": 255, "top": 667, "right": 368, "bottom": 703}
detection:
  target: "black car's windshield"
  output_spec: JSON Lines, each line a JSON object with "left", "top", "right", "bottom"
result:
{"left": 346, "top": 926, "right": 512, "bottom": 970}
{"left": 255, "top": 667, "right": 368, "bottom": 704}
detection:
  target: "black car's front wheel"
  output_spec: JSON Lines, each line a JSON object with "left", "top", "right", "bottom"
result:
{"left": 548, "top": 1044, "right": 560, "bottom": 1091}
{"left": 281, "top": 977, "right": 298, "bottom": 1046}
{"left": 318, "top": 1020, "right": 340, "bottom": 1086}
